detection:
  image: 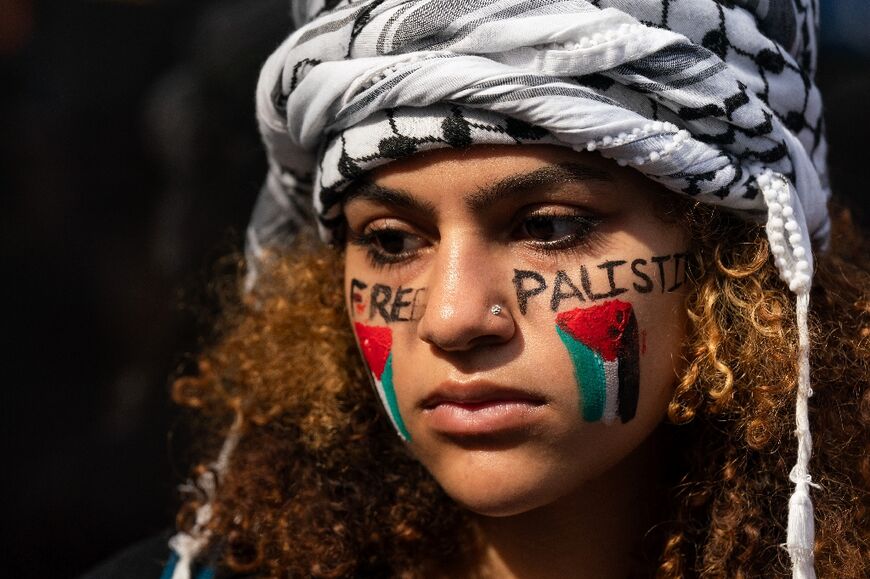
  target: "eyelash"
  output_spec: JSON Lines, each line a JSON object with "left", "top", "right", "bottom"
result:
{"left": 348, "top": 210, "right": 603, "bottom": 269}
{"left": 516, "top": 212, "right": 603, "bottom": 256}
{"left": 348, "top": 227, "right": 423, "bottom": 270}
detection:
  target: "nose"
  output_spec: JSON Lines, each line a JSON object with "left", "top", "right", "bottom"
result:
{"left": 417, "top": 236, "right": 515, "bottom": 351}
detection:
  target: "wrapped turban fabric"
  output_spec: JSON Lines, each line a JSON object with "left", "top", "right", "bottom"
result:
{"left": 172, "top": 2, "right": 831, "bottom": 578}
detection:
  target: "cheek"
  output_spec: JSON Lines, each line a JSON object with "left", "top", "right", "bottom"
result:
{"left": 346, "top": 273, "right": 429, "bottom": 443}
{"left": 555, "top": 300, "right": 640, "bottom": 424}
{"left": 515, "top": 252, "right": 689, "bottom": 426}
{"left": 630, "top": 290, "right": 688, "bottom": 419}
{"left": 352, "top": 322, "right": 410, "bottom": 440}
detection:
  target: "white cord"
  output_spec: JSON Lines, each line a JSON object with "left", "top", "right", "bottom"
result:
{"left": 168, "top": 413, "right": 243, "bottom": 578}
{"left": 759, "top": 170, "right": 818, "bottom": 578}
{"left": 785, "top": 290, "right": 818, "bottom": 579}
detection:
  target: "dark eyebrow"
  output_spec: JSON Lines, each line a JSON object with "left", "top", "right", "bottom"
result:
{"left": 343, "top": 180, "right": 437, "bottom": 221}
{"left": 465, "top": 162, "right": 614, "bottom": 212}
{"left": 343, "top": 162, "right": 613, "bottom": 218}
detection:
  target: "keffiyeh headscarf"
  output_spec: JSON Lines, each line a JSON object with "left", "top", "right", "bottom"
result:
{"left": 172, "top": 2, "right": 831, "bottom": 578}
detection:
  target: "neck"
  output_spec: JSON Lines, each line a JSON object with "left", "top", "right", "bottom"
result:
{"left": 470, "top": 434, "right": 662, "bottom": 579}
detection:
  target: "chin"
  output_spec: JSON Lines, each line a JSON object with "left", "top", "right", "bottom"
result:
{"left": 430, "top": 452, "right": 574, "bottom": 518}
{"left": 446, "top": 477, "right": 567, "bottom": 518}
{"left": 456, "top": 497, "right": 546, "bottom": 518}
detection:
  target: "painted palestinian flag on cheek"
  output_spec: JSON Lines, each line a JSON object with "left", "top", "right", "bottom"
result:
{"left": 353, "top": 323, "right": 411, "bottom": 441}
{"left": 555, "top": 300, "right": 640, "bottom": 424}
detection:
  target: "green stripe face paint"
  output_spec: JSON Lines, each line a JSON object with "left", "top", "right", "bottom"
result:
{"left": 555, "top": 300, "right": 640, "bottom": 424}
{"left": 556, "top": 326, "right": 607, "bottom": 422}
{"left": 353, "top": 322, "right": 411, "bottom": 440}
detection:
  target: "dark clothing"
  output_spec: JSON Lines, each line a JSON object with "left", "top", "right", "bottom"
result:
{"left": 80, "top": 532, "right": 176, "bottom": 579}
{"left": 80, "top": 530, "right": 230, "bottom": 578}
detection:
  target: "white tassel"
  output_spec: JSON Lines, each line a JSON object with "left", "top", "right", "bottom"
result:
{"left": 786, "top": 483, "right": 815, "bottom": 579}
{"left": 760, "top": 173, "right": 818, "bottom": 578}
{"left": 168, "top": 413, "right": 243, "bottom": 578}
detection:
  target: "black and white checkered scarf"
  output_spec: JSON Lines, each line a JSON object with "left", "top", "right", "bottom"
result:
{"left": 251, "top": 0, "right": 828, "bottom": 261}
{"left": 173, "top": 2, "right": 830, "bottom": 578}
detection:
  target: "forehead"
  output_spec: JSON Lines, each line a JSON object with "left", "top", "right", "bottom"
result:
{"left": 349, "top": 144, "right": 671, "bottom": 213}
{"left": 371, "top": 144, "right": 605, "bottom": 187}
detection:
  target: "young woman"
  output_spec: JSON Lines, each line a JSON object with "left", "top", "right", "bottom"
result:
{"left": 159, "top": 1, "right": 868, "bottom": 578}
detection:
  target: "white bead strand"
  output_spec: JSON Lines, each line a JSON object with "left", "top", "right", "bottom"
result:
{"left": 758, "top": 170, "right": 817, "bottom": 579}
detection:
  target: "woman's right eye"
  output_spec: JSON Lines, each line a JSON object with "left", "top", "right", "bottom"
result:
{"left": 350, "top": 225, "right": 429, "bottom": 268}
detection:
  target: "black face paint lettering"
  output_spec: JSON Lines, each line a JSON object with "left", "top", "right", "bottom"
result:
{"left": 650, "top": 254, "right": 672, "bottom": 293}
{"left": 369, "top": 284, "right": 393, "bottom": 322}
{"left": 350, "top": 278, "right": 369, "bottom": 317}
{"left": 550, "top": 270, "right": 586, "bottom": 311}
{"left": 630, "top": 259, "right": 653, "bottom": 293}
{"left": 579, "top": 264, "right": 594, "bottom": 301}
{"left": 668, "top": 252, "right": 687, "bottom": 292}
{"left": 516, "top": 253, "right": 689, "bottom": 315}
{"left": 351, "top": 278, "right": 368, "bottom": 296}
{"left": 408, "top": 287, "right": 428, "bottom": 321}
{"left": 581, "top": 261, "right": 626, "bottom": 301}
{"left": 513, "top": 269, "right": 548, "bottom": 315}
{"left": 352, "top": 280, "right": 428, "bottom": 323}
{"left": 390, "top": 286, "right": 414, "bottom": 322}
{"left": 598, "top": 260, "right": 628, "bottom": 299}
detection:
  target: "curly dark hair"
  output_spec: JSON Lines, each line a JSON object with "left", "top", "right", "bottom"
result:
{"left": 172, "top": 201, "right": 869, "bottom": 578}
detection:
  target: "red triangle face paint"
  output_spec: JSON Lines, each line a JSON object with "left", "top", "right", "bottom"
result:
{"left": 555, "top": 299, "right": 634, "bottom": 362}
{"left": 352, "top": 323, "right": 411, "bottom": 440}
{"left": 354, "top": 323, "right": 392, "bottom": 379}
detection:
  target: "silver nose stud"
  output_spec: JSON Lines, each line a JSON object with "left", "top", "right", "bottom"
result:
{"left": 490, "top": 304, "right": 503, "bottom": 316}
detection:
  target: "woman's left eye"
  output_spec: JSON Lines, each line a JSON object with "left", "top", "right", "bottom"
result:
{"left": 515, "top": 212, "right": 601, "bottom": 249}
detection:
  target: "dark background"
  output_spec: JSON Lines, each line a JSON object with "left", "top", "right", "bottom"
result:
{"left": 2, "top": 1, "right": 868, "bottom": 577}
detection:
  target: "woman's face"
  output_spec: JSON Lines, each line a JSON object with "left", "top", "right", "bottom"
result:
{"left": 343, "top": 145, "right": 689, "bottom": 516}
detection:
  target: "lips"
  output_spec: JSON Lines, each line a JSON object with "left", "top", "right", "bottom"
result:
{"left": 421, "top": 383, "right": 545, "bottom": 408}
{"left": 420, "top": 382, "right": 547, "bottom": 436}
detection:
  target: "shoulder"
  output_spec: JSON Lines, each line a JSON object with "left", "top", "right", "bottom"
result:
{"left": 79, "top": 531, "right": 175, "bottom": 579}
